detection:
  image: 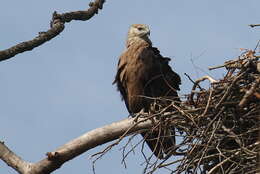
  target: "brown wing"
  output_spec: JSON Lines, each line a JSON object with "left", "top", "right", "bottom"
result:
{"left": 138, "top": 46, "right": 181, "bottom": 105}
{"left": 113, "top": 52, "right": 130, "bottom": 112}
{"left": 113, "top": 42, "right": 153, "bottom": 113}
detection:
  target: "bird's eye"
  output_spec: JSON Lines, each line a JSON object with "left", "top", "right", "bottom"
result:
{"left": 137, "top": 27, "right": 143, "bottom": 30}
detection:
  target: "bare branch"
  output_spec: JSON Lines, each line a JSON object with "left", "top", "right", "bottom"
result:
{"left": 0, "top": 141, "right": 32, "bottom": 174}
{"left": 0, "top": 0, "right": 106, "bottom": 62}
{"left": 239, "top": 77, "right": 260, "bottom": 107}
{"left": 249, "top": 24, "right": 260, "bottom": 28}
{"left": 0, "top": 117, "right": 158, "bottom": 174}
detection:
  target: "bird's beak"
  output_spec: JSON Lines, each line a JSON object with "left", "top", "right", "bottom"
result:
{"left": 147, "top": 31, "right": 150, "bottom": 36}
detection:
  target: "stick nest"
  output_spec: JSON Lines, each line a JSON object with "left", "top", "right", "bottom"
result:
{"left": 162, "top": 50, "right": 260, "bottom": 174}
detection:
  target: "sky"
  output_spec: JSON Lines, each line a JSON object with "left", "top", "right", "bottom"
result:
{"left": 0, "top": 0, "right": 259, "bottom": 174}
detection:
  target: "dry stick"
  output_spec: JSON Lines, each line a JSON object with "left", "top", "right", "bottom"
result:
{"left": 0, "top": 0, "right": 105, "bottom": 62}
{"left": 253, "top": 40, "right": 260, "bottom": 52}
{"left": 215, "top": 71, "right": 246, "bottom": 109}
{"left": 148, "top": 143, "right": 183, "bottom": 174}
{"left": 179, "top": 138, "right": 201, "bottom": 172}
{"left": 239, "top": 77, "right": 260, "bottom": 107}
{"left": 207, "top": 151, "right": 240, "bottom": 174}
{"left": 0, "top": 142, "right": 32, "bottom": 174}
{"left": 142, "top": 145, "right": 155, "bottom": 174}
{"left": 142, "top": 121, "right": 165, "bottom": 174}
{"left": 171, "top": 104, "right": 199, "bottom": 129}
{"left": 221, "top": 126, "right": 242, "bottom": 147}
{"left": 208, "top": 59, "right": 240, "bottom": 70}
{"left": 190, "top": 75, "right": 217, "bottom": 106}
{"left": 120, "top": 134, "right": 142, "bottom": 168}
{"left": 158, "top": 158, "right": 184, "bottom": 168}
{"left": 209, "top": 51, "right": 260, "bottom": 71}
{"left": 143, "top": 121, "right": 170, "bottom": 173}
{"left": 184, "top": 73, "right": 203, "bottom": 90}
{"left": 249, "top": 24, "right": 260, "bottom": 28}
{"left": 208, "top": 56, "right": 247, "bottom": 71}
{"left": 215, "top": 138, "right": 242, "bottom": 172}
{"left": 201, "top": 88, "right": 213, "bottom": 117}
{"left": 193, "top": 117, "right": 222, "bottom": 173}
{"left": 185, "top": 108, "right": 224, "bottom": 172}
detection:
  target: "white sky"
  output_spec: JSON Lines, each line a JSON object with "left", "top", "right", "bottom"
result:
{"left": 1, "top": 0, "right": 260, "bottom": 174}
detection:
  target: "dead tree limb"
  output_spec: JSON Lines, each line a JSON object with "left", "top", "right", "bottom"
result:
{"left": 0, "top": 117, "right": 158, "bottom": 174}
{"left": 0, "top": 142, "right": 32, "bottom": 174}
{"left": 0, "top": 0, "right": 105, "bottom": 62}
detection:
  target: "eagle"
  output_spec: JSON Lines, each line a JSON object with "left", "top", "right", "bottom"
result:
{"left": 113, "top": 24, "right": 181, "bottom": 159}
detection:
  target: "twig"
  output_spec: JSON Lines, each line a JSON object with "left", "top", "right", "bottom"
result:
{"left": 239, "top": 77, "right": 260, "bottom": 107}
{"left": 0, "top": 0, "right": 105, "bottom": 61}
{"left": 207, "top": 151, "right": 240, "bottom": 174}
{"left": 253, "top": 40, "right": 260, "bottom": 52}
{"left": 201, "top": 88, "right": 213, "bottom": 117}
{"left": 249, "top": 24, "right": 260, "bottom": 28}
{"left": 215, "top": 71, "right": 246, "bottom": 109}
{"left": 189, "top": 75, "right": 217, "bottom": 106}
{"left": 184, "top": 73, "right": 203, "bottom": 90}
{"left": 120, "top": 134, "right": 140, "bottom": 168}
{"left": 208, "top": 59, "right": 244, "bottom": 70}
{"left": 194, "top": 117, "right": 221, "bottom": 173}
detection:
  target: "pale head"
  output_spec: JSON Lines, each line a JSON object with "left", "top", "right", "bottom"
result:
{"left": 126, "top": 24, "right": 152, "bottom": 47}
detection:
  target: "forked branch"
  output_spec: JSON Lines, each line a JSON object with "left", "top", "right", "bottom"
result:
{"left": 0, "top": 142, "right": 32, "bottom": 174}
{"left": 0, "top": 0, "right": 105, "bottom": 62}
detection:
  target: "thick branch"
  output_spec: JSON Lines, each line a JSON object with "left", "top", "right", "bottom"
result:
{"left": 1, "top": 117, "right": 156, "bottom": 174}
{"left": 0, "top": 0, "right": 105, "bottom": 62}
{"left": 0, "top": 142, "right": 32, "bottom": 174}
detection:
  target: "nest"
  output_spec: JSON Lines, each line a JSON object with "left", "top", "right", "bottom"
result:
{"left": 163, "top": 49, "right": 260, "bottom": 174}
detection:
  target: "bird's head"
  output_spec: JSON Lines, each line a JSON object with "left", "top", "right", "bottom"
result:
{"left": 126, "top": 24, "right": 152, "bottom": 47}
{"left": 128, "top": 24, "right": 150, "bottom": 38}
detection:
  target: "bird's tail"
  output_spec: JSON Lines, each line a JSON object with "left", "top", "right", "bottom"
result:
{"left": 141, "top": 127, "right": 175, "bottom": 159}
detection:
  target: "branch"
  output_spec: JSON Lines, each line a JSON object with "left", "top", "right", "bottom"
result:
{"left": 249, "top": 24, "right": 260, "bottom": 28}
{"left": 0, "top": 117, "right": 157, "bottom": 174}
{"left": 0, "top": 0, "right": 105, "bottom": 62}
{"left": 239, "top": 77, "right": 260, "bottom": 107}
{"left": 0, "top": 142, "right": 32, "bottom": 174}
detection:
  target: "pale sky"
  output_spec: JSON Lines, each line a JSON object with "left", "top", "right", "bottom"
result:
{"left": 1, "top": 0, "right": 259, "bottom": 174}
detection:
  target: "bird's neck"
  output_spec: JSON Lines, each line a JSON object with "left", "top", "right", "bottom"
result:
{"left": 126, "top": 36, "right": 152, "bottom": 48}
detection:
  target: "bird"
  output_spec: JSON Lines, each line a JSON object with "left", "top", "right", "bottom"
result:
{"left": 113, "top": 24, "right": 181, "bottom": 159}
